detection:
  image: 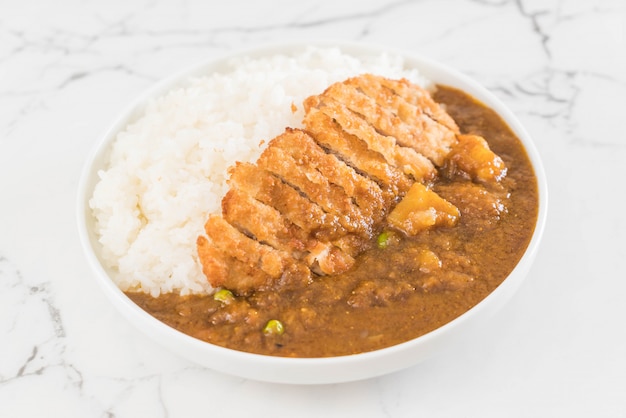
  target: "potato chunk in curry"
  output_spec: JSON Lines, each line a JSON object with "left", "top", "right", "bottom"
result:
{"left": 387, "top": 182, "right": 460, "bottom": 235}
{"left": 446, "top": 134, "right": 507, "bottom": 184}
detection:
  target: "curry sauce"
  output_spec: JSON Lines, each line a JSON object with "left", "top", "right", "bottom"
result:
{"left": 127, "top": 85, "right": 538, "bottom": 357}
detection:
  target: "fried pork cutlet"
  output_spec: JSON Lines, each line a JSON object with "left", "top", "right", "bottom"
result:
{"left": 196, "top": 74, "right": 507, "bottom": 295}
{"left": 303, "top": 96, "right": 436, "bottom": 186}
{"left": 347, "top": 74, "right": 460, "bottom": 134}
{"left": 197, "top": 215, "right": 311, "bottom": 293}
{"left": 227, "top": 162, "right": 346, "bottom": 240}
{"left": 227, "top": 162, "right": 359, "bottom": 276}
{"left": 258, "top": 129, "right": 376, "bottom": 237}
{"left": 303, "top": 109, "right": 413, "bottom": 199}
{"left": 317, "top": 77, "right": 458, "bottom": 166}
{"left": 222, "top": 181, "right": 356, "bottom": 276}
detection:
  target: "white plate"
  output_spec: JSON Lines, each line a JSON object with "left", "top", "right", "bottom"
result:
{"left": 77, "top": 41, "right": 548, "bottom": 384}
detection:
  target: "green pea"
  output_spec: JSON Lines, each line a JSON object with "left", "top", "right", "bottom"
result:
{"left": 263, "top": 319, "right": 284, "bottom": 336}
{"left": 377, "top": 231, "right": 391, "bottom": 249}
{"left": 213, "top": 289, "right": 234, "bottom": 304}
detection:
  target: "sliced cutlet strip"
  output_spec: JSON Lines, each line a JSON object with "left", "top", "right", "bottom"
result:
{"left": 365, "top": 75, "right": 460, "bottom": 133}
{"left": 222, "top": 187, "right": 309, "bottom": 254}
{"left": 203, "top": 214, "right": 289, "bottom": 278}
{"left": 198, "top": 234, "right": 311, "bottom": 294}
{"left": 303, "top": 108, "right": 413, "bottom": 198}
{"left": 222, "top": 187, "right": 356, "bottom": 275}
{"left": 227, "top": 162, "right": 346, "bottom": 241}
{"left": 228, "top": 162, "right": 361, "bottom": 272}
{"left": 321, "top": 81, "right": 456, "bottom": 166}
{"left": 346, "top": 76, "right": 459, "bottom": 161}
{"left": 304, "top": 94, "right": 397, "bottom": 163}
{"left": 305, "top": 94, "right": 436, "bottom": 183}
{"left": 257, "top": 128, "right": 373, "bottom": 237}
{"left": 201, "top": 214, "right": 313, "bottom": 294}
{"left": 394, "top": 146, "right": 437, "bottom": 183}
{"left": 347, "top": 75, "right": 459, "bottom": 138}
{"left": 197, "top": 235, "right": 273, "bottom": 293}
{"left": 269, "top": 128, "right": 385, "bottom": 223}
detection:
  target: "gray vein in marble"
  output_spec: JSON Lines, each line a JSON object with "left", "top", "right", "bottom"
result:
{"left": 517, "top": 74, "right": 578, "bottom": 127}
{"left": 30, "top": 283, "right": 66, "bottom": 338}
{"left": 0, "top": 95, "right": 44, "bottom": 138}
{"left": 0, "top": 268, "right": 175, "bottom": 417}
{"left": 0, "top": 28, "right": 83, "bottom": 65}
{"left": 514, "top": 0, "right": 624, "bottom": 63}
{"left": 16, "top": 346, "right": 38, "bottom": 378}
{"left": 494, "top": 67, "right": 625, "bottom": 148}
{"left": 157, "top": 376, "right": 170, "bottom": 418}
{"left": 62, "top": 0, "right": 418, "bottom": 54}
{"left": 0, "top": 62, "right": 155, "bottom": 137}
{"left": 468, "top": 0, "right": 508, "bottom": 5}
{"left": 56, "top": 64, "right": 158, "bottom": 90}
{"left": 280, "top": 0, "right": 416, "bottom": 31}
{"left": 513, "top": 0, "right": 552, "bottom": 58}
{"left": 0, "top": 257, "right": 67, "bottom": 383}
{"left": 142, "top": 0, "right": 416, "bottom": 35}
{"left": 100, "top": 373, "right": 170, "bottom": 417}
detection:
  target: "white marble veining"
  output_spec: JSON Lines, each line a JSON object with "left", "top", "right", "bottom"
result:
{"left": 1, "top": 0, "right": 625, "bottom": 416}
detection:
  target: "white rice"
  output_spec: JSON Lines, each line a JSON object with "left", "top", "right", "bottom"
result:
{"left": 90, "top": 46, "right": 430, "bottom": 297}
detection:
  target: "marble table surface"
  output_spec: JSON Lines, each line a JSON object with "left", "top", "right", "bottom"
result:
{"left": 1, "top": 0, "right": 625, "bottom": 416}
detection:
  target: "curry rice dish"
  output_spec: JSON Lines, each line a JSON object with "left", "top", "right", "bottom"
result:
{"left": 126, "top": 74, "right": 538, "bottom": 357}
{"left": 94, "top": 49, "right": 538, "bottom": 357}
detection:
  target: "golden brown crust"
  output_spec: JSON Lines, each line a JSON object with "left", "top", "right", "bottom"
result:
{"left": 196, "top": 75, "right": 506, "bottom": 295}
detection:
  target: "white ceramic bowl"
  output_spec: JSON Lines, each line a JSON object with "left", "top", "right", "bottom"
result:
{"left": 77, "top": 41, "right": 548, "bottom": 385}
